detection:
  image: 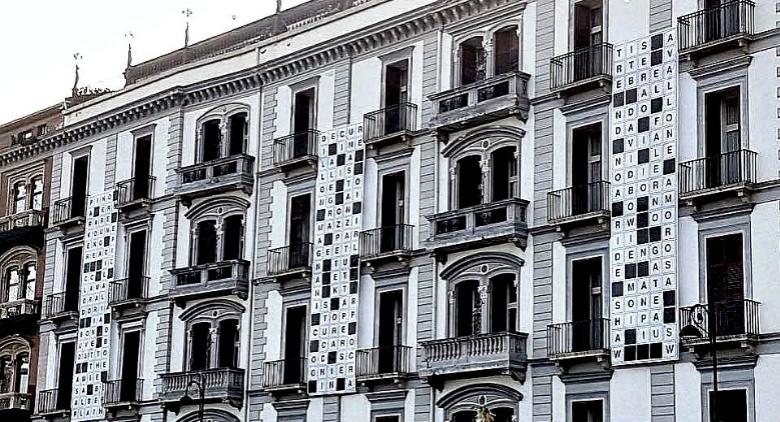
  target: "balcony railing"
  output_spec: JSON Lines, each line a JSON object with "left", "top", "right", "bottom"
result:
{"left": 171, "top": 260, "right": 249, "bottom": 301}
{"left": 262, "top": 358, "right": 307, "bottom": 390}
{"left": 547, "top": 319, "right": 610, "bottom": 358}
{"left": 0, "top": 209, "right": 46, "bottom": 233}
{"left": 359, "top": 224, "right": 414, "bottom": 260}
{"left": 0, "top": 392, "right": 32, "bottom": 411}
{"left": 429, "top": 71, "right": 531, "bottom": 133}
{"left": 680, "top": 299, "right": 760, "bottom": 346}
{"left": 425, "top": 198, "right": 528, "bottom": 253}
{"left": 273, "top": 130, "right": 319, "bottom": 169}
{"left": 550, "top": 43, "right": 613, "bottom": 92}
{"left": 38, "top": 388, "right": 69, "bottom": 414}
{"left": 420, "top": 331, "right": 527, "bottom": 381}
{"left": 109, "top": 277, "right": 149, "bottom": 306}
{"left": 356, "top": 346, "right": 413, "bottom": 381}
{"left": 43, "top": 292, "right": 78, "bottom": 320}
{"left": 363, "top": 102, "right": 417, "bottom": 146}
{"left": 678, "top": 0, "right": 755, "bottom": 52}
{"left": 114, "top": 176, "right": 156, "bottom": 207}
{"left": 51, "top": 197, "right": 85, "bottom": 226}
{"left": 547, "top": 181, "right": 610, "bottom": 224}
{"left": 267, "top": 243, "right": 313, "bottom": 277}
{"left": 178, "top": 154, "right": 254, "bottom": 199}
{"left": 0, "top": 299, "right": 37, "bottom": 320}
{"left": 103, "top": 379, "right": 143, "bottom": 406}
{"left": 679, "top": 150, "right": 756, "bottom": 198}
{"left": 160, "top": 368, "right": 244, "bottom": 407}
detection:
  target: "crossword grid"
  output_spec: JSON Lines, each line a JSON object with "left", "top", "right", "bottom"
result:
{"left": 609, "top": 30, "right": 679, "bottom": 365}
{"left": 308, "top": 123, "right": 364, "bottom": 395}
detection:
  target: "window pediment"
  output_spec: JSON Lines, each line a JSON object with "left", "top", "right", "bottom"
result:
{"left": 442, "top": 126, "right": 524, "bottom": 160}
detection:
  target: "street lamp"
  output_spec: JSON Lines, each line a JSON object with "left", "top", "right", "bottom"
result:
{"left": 680, "top": 303, "right": 719, "bottom": 422}
{"left": 182, "top": 371, "right": 205, "bottom": 422}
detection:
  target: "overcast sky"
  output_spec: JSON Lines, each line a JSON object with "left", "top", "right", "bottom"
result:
{"left": 0, "top": 0, "right": 309, "bottom": 123}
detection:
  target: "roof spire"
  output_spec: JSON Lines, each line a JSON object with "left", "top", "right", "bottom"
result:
{"left": 71, "top": 53, "right": 82, "bottom": 97}
{"left": 182, "top": 8, "right": 193, "bottom": 47}
{"left": 125, "top": 32, "right": 134, "bottom": 67}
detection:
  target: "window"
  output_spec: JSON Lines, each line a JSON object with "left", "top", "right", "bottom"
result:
{"left": 197, "top": 105, "right": 250, "bottom": 163}
{"left": 132, "top": 134, "right": 153, "bottom": 200}
{"left": 491, "top": 146, "right": 517, "bottom": 201}
{"left": 456, "top": 156, "right": 482, "bottom": 208}
{"left": 64, "top": 246, "right": 82, "bottom": 312}
{"left": 70, "top": 155, "right": 89, "bottom": 219}
{"left": 201, "top": 120, "right": 222, "bottom": 162}
{"left": 459, "top": 36, "right": 486, "bottom": 86}
{"left": 196, "top": 221, "right": 218, "bottom": 265}
{"left": 283, "top": 306, "right": 307, "bottom": 383}
{"left": 12, "top": 182, "right": 26, "bottom": 213}
{"left": 31, "top": 177, "right": 43, "bottom": 211}
{"left": 375, "top": 417, "right": 400, "bottom": 422}
{"left": 193, "top": 216, "right": 244, "bottom": 265}
{"left": 706, "top": 233, "right": 745, "bottom": 336}
{"left": 0, "top": 249, "right": 36, "bottom": 304}
{"left": 493, "top": 26, "right": 519, "bottom": 75}
{"left": 36, "top": 124, "right": 48, "bottom": 137}
{"left": 455, "top": 280, "right": 480, "bottom": 337}
{"left": 572, "top": 399, "right": 603, "bottom": 422}
{"left": 573, "top": 1, "right": 603, "bottom": 49}
{"left": 490, "top": 274, "right": 517, "bottom": 332}
{"left": 376, "top": 290, "right": 403, "bottom": 373}
{"left": 288, "top": 195, "right": 312, "bottom": 268}
{"left": 293, "top": 88, "right": 316, "bottom": 135}
{"left": 189, "top": 322, "right": 211, "bottom": 370}
{"left": 569, "top": 123, "right": 603, "bottom": 215}
{"left": 571, "top": 257, "right": 603, "bottom": 352}
{"left": 119, "top": 331, "right": 141, "bottom": 401}
{"left": 452, "top": 411, "right": 477, "bottom": 422}
{"left": 0, "top": 340, "right": 30, "bottom": 397}
{"left": 126, "top": 230, "right": 147, "bottom": 299}
{"left": 709, "top": 389, "right": 747, "bottom": 422}
{"left": 57, "top": 342, "right": 76, "bottom": 410}
{"left": 222, "top": 215, "right": 244, "bottom": 261}
{"left": 228, "top": 113, "right": 248, "bottom": 156}
{"left": 705, "top": 87, "right": 741, "bottom": 155}
{"left": 187, "top": 318, "right": 240, "bottom": 371}
{"left": 218, "top": 319, "right": 240, "bottom": 368}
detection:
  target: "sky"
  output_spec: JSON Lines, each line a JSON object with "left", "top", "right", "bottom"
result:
{"left": 0, "top": 0, "right": 309, "bottom": 124}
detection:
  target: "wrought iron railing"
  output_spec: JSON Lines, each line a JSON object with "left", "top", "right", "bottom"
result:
{"left": 678, "top": 0, "right": 755, "bottom": 51}
{"left": 680, "top": 299, "right": 760, "bottom": 345}
{"left": 430, "top": 198, "right": 527, "bottom": 238}
{"left": 359, "top": 224, "right": 414, "bottom": 259}
{"left": 103, "top": 379, "right": 143, "bottom": 405}
{"left": 267, "top": 243, "right": 313, "bottom": 276}
{"left": 114, "top": 176, "right": 156, "bottom": 206}
{"left": 0, "top": 209, "right": 45, "bottom": 233}
{"left": 547, "top": 319, "right": 610, "bottom": 357}
{"left": 172, "top": 260, "right": 249, "bottom": 287}
{"left": 547, "top": 181, "right": 610, "bottom": 223}
{"left": 550, "top": 43, "right": 613, "bottom": 91}
{"left": 273, "top": 130, "right": 320, "bottom": 167}
{"left": 678, "top": 150, "right": 756, "bottom": 196}
{"left": 179, "top": 154, "right": 254, "bottom": 185}
{"left": 51, "top": 197, "right": 85, "bottom": 225}
{"left": 262, "top": 358, "right": 306, "bottom": 388}
{"left": 109, "top": 276, "right": 150, "bottom": 305}
{"left": 38, "top": 388, "right": 69, "bottom": 413}
{"left": 363, "top": 102, "right": 417, "bottom": 143}
{"left": 0, "top": 299, "right": 37, "bottom": 320}
{"left": 356, "top": 345, "right": 413, "bottom": 378}
{"left": 43, "top": 292, "right": 77, "bottom": 319}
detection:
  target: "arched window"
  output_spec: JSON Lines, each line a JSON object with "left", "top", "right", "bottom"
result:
{"left": 196, "top": 104, "right": 250, "bottom": 163}
{"left": 31, "top": 177, "right": 43, "bottom": 211}
{"left": 186, "top": 198, "right": 248, "bottom": 266}
{"left": 439, "top": 383, "right": 523, "bottom": 422}
{"left": 0, "top": 338, "right": 31, "bottom": 395}
{"left": 181, "top": 300, "right": 244, "bottom": 371}
{"left": 0, "top": 248, "right": 36, "bottom": 303}
{"left": 12, "top": 182, "right": 26, "bottom": 214}
{"left": 459, "top": 36, "right": 486, "bottom": 86}
{"left": 493, "top": 26, "right": 519, "bottom": 75}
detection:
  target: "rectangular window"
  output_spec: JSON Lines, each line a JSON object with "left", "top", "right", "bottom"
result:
{"left": 133, "top": 135, "right": 152, "bottom": 200}
{"left": 706, "top": 233, "right": 745, "bottom": 336}
{"left": 377, "top": 290, "right": 403, "bottom": 373}
{"left": 120, "top": 331, "right": 141, "bottom": 401}
{"left": 375, "top": 417, "right": 400, "bottom": 422}
{"left": 71, "top": 155, "right": 89, "bottom": 218}
{"left": 293, "top": 88, "right": 316, "bottom": 135}
{"left": 709, "top": 389, "right": 747, "bottom": 422}
{"left": 573, "top": 0, "right": 603, "bottom": 49}
{"left": 222, "top": 215, "right": 244, "bottom": 261}
{"left": 189, "top": 322, "right": 211, "bottom": 370}
{"left": 283, "top": 306, "right": 307, "bottom": 383}
{"left": 289, "top": 195, "right": 311, "bottom": 246}
{"left": 572, "top": 399, "right": 603, "bottom": 422}
{"left": 64, "top": 246, "right": 82, "bottom": 312}
{"left": 571, "top": 123, "right": 603, "bottom": 215}
{"left": 127, "top": 230, "right": 147, "bottom": 299}
{"left": 196, "top": 220, "right": 218, "bottom": 265}
{"left": 218, "top": 319, "right": 240, "bottom": 368}
{"left": 228, "top": 113, "right": 248, "bottom": 156}
{"left": 57, "top": 342, "right": 76, "bottom": 410}
{"left": 571, "top": 257, "right": 603, "bottom": 352}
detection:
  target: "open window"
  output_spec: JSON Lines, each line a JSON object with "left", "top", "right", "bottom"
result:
{"left": 708, "top": 389, "right": 747, "bottom": 422}
{"left": 222, "top": 215, "right": 244, "bottom": 261}
{"left": 383, "top": 59, "right": 410, "bottom": 134}
{"left": 571, "top": 257, "right": 603, "bottom": 352}
{"left": 0, "top": 340, "right": 30, "bottom": 397}
{"left": 133, "top": 135, "right": 152, "bottom": 200}
{"left": 704, "top": 87, "right": 742, "bottom": 186}
{"left": 283, "top": 306, "right": 307, "bottom": 384}
{"left": 572, "top": 0, "right": 604, "bottom": 80}
{"left": 493, "top": 26, "right": 519, "bottom": 75}
{"left": 201, "top": 120, "right": 222, "bottom": 163}
{"left": 571, "top": 123, "right": 603, "bottom": 214}
{"left": 217, "top": 319, "right": 240, "bottom": 368}
{"left": 189, "top": 322, "right": 211, "bottom": 370}
{"left": 377, "top": 290, "right": 403, "bottom": 373}
{"left": 706, "top": 233, "right": 745, "bottom": 336}
{"left": 459, "top": 36, "right": 486, "bottom": 86}
{"left": 572, "top": 399, "right": 604, "bottom": 422}
{"left": 456, "top": 156, "right": 482, "bottom": 208}
{"left": 71, "top": 155, "right": 89, "bottom": 219}
{"left": 126, "top": 230, "right": 147, "bottom": 299}
{"left": 491, "top": 146, "right": 517, "bottom": 201}
{"left": 64, "top": 246, "right": 82, "bottom": 312}
{"left": 379, "top": 172, "right": 406, "bottom": 252}
{"left": 228, "top": 113, "right": 248, "bottom": 156}
{"left": 196, "top": 220, "right": 218, "bottom": 265}
{"left": 454, "top": 280, "right": 480, "bottom": 337}
{"left": 490, "top": 274, "right": 517, "bottom": 333}
{"left": 119, "top": 331, "right": 141, "bottom": 401}
{"left": 57, "top": 342, "right": 75, "bottom": 410}
{"left": 287, "top": 194, "right": 311, "bottom": 268}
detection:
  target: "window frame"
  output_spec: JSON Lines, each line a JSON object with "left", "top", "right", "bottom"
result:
{"left": 195, "top": 103, "right": 251, "bottom": 163}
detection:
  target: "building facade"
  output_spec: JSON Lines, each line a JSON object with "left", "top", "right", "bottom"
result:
{"left": 0, "top": 0, "right": 778, "bottom": 421}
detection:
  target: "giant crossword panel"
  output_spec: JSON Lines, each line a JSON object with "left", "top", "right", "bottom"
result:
{"left": 609, "top": 30, "right": 679, "bottom": 365}
{"left": 73, "top": 192, "right": 117, "bottom": 420}
{"left": 308, "top": 123, "right": 364, "bottom": 394}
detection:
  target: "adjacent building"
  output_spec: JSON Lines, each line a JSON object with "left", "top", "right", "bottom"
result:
{"left": 0, "top": 0, "right": 778, "bottom": 421}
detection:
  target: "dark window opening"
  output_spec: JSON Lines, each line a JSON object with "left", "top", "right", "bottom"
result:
{"left": 133, "top": 135, "right": 152, "bottom": 200}
{"left": 492, "top": 146, "right": 517, "bottom": 201}
{"left": 493, "top": 408, "right": 515, "bottom": 422}
{"left": 706, "top": 233, "right": 745, "bottom": 336}
{"left": 64, "top": 247, "right": 82, "bottom": 312}
{"left": 571, "top": 123, "right": 603, "bottom": 215}
{"left": 375, "top": 417, "right": 400, "bottom": 422}
{"left": 14, "top": 352, "right": 29, "bottom": 394}
{"left": 120, "top": 331, "right": 140, "bottom": 402}
{"left": 705, "top": 87, "right": 741, "bottom": 187}
{"left": 127, "top": 230, "right": 147, "bottom": 299}
{"left": 490, "top": 274, "right": 517, "bottom": 333}
{"left": 228, "top": 113, "right": 248, "bottom": 156}
{"left": 452, "top": 411, "right": 477, "bottom": 422}
{"left": 201, "top": 119, "right": 222, "bottom": 162}
{"left": 460, "top": 36, "right": 486, "bottom": 86}
{"left": 294, "top": 88, "right": 316, "bottom": 134}
{"left": 709, "top": 389, "right": 747, "bottom": 422}
{"left": 189, "top": 322, "right": 211, "bottom": 371}
{"left": 455, "top": 280, "right": 480, "bottom": 337}
{"left": 377, "top": 290, "right": 403, "bottom": 373}
{"left": 571, "top": 257, "right": 603, "bottom": 352}
{"left": 494, "top": 27, "right": 519, "bottom": 75}
{"left": 218, "top": 319, "right": 240, "bottom": 368}
{"left": 457, "top": 156, "right": 482, "bottom": 208}
{"left": 196, "top": 220, "right": 218, "bottom": 265}
{"left": 574, "top": 1, "right": 603, "bottom": 49}
{"left": 380, "top": 172, "right": 406, "bottom": 252}
{"left": 284, "top": 306, "right": 307, "bottom": 383}
{"left": 384, "top": 59, "right": 410, "bottom": 134}
{"left": 71, "top": 156, "right": 89, "bottom": 219}
{"left": 222, "top": 215, "right": 244, "bottom": 261}
{"left": 572, "top": 399, "right": 604, "bottom": 422}
{"left": 57, "top": 342, "right": 75, "bottom": 410}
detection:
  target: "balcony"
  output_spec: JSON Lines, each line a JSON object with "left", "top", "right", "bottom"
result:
{"left": 272, "top": 130, "right": 319, "bottom": 172}
{"left": 424, "top": 198, "right": 528, "bottom": 257}
{"left": 547, "top": 319, "right": 610, "bottom": 364}
{"left": 114, "top": 176, "right": 155, "bottom": 211}
{"left": 42, "top": 292, "right": 78, "bottom": 323}
{"left": 678, "top": 0, "right": 755, "bottom": 58}
{"left": 420, "top": 332, "right": 528, "bottom": 387}
{"left": 170, "top": 260, "right": 249, "bottom": 305}
{"left": 0, "top": 210, "right": 46, "bottom": 248}
{"left": 547, "top": 182, "right": 610, "bottom": 228}
{"left": 267, "top": 243, "right": 312, "bottom": 280}
{"left": 109, "top": 277, "right": 149, "bottom": 315}
{"left": 50, "top": 197, "right": 85, "bottom": 229}
{"left": 356, "top": 346, "right": 413, "bottom": 384}
{"left": 550, "top": 43, "right": 613, "bottom": 96}
{"left": 37, "top": 388, "right": 70, "bottom": 417}
{"left": 359, "top": 224, "right": 414, "bottom": 267}
{"left": 0, "top": 392, "right": 33, "bottom": 415}
{"left": 678, "top": 149, "right": 756, "bottom": 203}
{"left": 680, "top": 299, "right": 760, "bottom": 350}
{"left": 160, "top": 368, "right": 244, "bottom": 410}
{"left": 429, "top": 71, "right": 530, "bottom": 137}
{"left": 0, "top": 299, "right": 38, "bottom": 333}
{"left": 262, "top": 358, "right": 307, "bottom": 394}
{"left": 363, "top": 102, "right": 417, "bottom": 149}
{"left": 177, "top": 154, "right": 254, "bottom": 203}
{"left": 103, "top": 379, "right": 143, "bottom": 410}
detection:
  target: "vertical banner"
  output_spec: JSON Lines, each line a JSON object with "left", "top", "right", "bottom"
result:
{"left": 308, "top": 123, "right": 364, "bottom": 394}
{"left": 72, "top": 192, "right": 117, "bottom": 420}
{"left": 609, "top": 30, "right": 679, "bottom": 365}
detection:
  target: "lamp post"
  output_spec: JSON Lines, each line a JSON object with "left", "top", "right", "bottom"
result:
{"left": 183, "top": 371, "right": 205, "bottom": 422}
{"left": 681, "top": 303, "right": 719, "bottom": 422}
